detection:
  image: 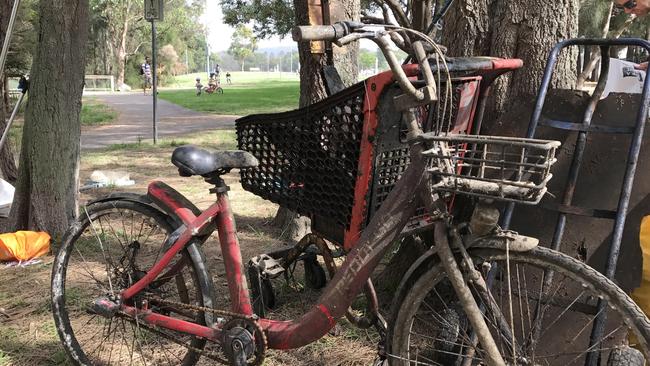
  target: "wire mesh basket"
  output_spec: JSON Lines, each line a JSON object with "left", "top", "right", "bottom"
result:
{"left": 421, "top": 133, "right": 561, "bottom": 204}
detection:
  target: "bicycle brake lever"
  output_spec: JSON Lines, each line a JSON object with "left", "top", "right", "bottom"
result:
{"left": 334, "top": 31, "right": 375, "bottom": 47}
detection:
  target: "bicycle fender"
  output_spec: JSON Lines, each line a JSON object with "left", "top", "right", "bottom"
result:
{"left": 471, "top": 233, "right": 539, "bottom": 252}
{"left": 84, "top": 189, "right": 195, "bottom": 228}
{"left": 391, "top": 232, "right": 538, "bottom": 314}
{"left": 146, "top": 181, "right": 202, "bottom": 226}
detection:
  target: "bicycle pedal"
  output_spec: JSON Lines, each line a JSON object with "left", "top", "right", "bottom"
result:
{"left": 249, "top": 254, "right": 285, "bottom": 278}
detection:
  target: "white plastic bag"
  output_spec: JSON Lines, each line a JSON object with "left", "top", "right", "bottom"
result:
{"left": 601, "top": 58, "right": 646, "bottom": 99}
{"left": 0, "top": 178, "right": 14, "bottom": 218}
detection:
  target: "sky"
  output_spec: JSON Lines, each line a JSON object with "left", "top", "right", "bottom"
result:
{"left": 202, "top": 1, "right": 295, "bottom": 52}
{"left": 201, "top": 2, "right": 377, "bottom": 52}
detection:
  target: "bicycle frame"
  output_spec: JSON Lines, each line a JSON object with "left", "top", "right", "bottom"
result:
{"left": 117, "top": 65, "right": 437, "bottom": 350}
{"left": 110, "top": 38, "right": 508, "bottom": 365}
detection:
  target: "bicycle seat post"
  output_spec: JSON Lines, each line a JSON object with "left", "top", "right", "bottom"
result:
{"left": 206, "top": 175, "right": 230, "bottom": 195}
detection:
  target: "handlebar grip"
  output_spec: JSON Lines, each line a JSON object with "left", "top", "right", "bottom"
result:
{"left": 292, "top": 25, "right": 342, "bottom": 42}
{"left": 292, "top": 21, "right": 363, "bottom": 42}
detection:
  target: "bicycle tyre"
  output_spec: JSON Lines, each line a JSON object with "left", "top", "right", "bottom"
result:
{"left": 217, "top": 87, "right": 224, "bottom": 94}
{"left": 52, "top": 200, "right": 215, "bottom": 366}
{"left": 386, "top": 245, "right": 650, "bottom": 365}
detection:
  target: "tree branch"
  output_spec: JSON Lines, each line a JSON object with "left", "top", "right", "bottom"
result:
{"left": 379, "top": 0, "right": 410, "bottom": 28}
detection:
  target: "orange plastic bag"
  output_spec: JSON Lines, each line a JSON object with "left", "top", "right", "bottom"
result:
{"left": 0, "top": 231, "right": 50, "bottom": 262}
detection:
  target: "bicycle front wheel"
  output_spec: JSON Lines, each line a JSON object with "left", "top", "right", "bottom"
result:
{"left": 387, "top": 246, "right": 650, "bottom": 366}
{"left": 51, "top": 200, "right": 215, "bottom": 366}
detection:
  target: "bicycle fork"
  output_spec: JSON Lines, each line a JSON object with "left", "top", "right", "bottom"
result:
{"left": 419, "top": 189, "right": 506, "bottom": 366}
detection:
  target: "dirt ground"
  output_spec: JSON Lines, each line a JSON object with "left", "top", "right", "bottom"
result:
{"left": 0, "top": 130, "right": 378, "bottom": 366}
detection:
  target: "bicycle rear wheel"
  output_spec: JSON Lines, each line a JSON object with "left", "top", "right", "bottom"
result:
{"left": 387, "top": 246, "right": 650, "bottom": 366}
{"left": 51, "top": 200, "right": 215, "bottom": 366}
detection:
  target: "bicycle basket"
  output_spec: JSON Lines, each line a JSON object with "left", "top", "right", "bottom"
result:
{"left": 421, "top": 133, "right": 560, "bottom": 204}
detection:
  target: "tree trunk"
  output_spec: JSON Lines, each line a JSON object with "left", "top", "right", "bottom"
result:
{"left": 116, "top": 11, "right": 129, "bottom": 87}
{"left": 440, "top": 0, "right": 491, "bottom": 56}
{"left": 0, "top": 0, "right": 18, "bottom": 184}
{"left": 375, "top": 0, "right": 580, "bottom": 293}
{"left": 443, "top": 0, "right": 579, "bottom": 135}
{"left": 8, "top": 0, "right": 89, "bottom": 240}
{"left": 274, "top": 0, "right": 359, "bottom": 243}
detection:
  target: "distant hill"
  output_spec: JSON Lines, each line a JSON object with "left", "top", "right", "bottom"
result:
{"left": 257, "top": 45, "right": 298, "bottom": 55}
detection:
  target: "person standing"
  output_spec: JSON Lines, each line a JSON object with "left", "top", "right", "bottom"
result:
{"left": 141, "top": 56, "right": 152, "bottom": 95}
{"left": 214, "top": 64, "right": 221, "bottom": 82}
{"left": 614, "top": 0, "right": 650, "bottom": 15}
{"left": 614, "top": 0, "right": 650, "bottom": 69}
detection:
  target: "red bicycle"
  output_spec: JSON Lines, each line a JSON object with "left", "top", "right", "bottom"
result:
{"left": 51, "top": 23, "right": 650, "bottom": 366}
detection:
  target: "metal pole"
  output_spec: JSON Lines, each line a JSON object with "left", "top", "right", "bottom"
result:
{"left": 0, "top": 91, "right": 24, "bottom": 150}
{"left": 206, "top": 35, "right": 210, "bottom": 79}
{"left": 151, "top": 19, "right": 158, "bottom": 144}
{"left": 0, "top": 0, "right": 21, "bottom": 80}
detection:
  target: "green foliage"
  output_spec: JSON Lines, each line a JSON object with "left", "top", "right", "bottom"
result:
{"left": 228, "top": 25, "right": 259, "bottom": 71}
{"left": 359, "top": 48, "right": 376, "bottom": 71}
{"left": 221, "top": 0, "right": 295, "bottom": 38}
{"left": 578, "top": 0, "right": 650, "bottom": 39}
{"left": 86, "top": 0, "right": 207, "bottom": 87}
{"left": 3, "top": 0, "right": 37, "bottom": 76}
{"left": 579, "top": 0, "right": 613, "bottom": 37}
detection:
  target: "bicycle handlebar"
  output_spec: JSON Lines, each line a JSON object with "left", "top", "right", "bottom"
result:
{"left": 291, "top": 21, "right": 364, "bottom": 42}
{"left": 292, "top": 21, "right": 439, "bottom": 109}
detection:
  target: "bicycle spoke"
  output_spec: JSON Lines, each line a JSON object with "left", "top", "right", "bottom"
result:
{"left": 391, "top": 248, "right": 643, "bottom": 366}
{"left": 54, "top": 203, "right": 207, "bottom": 365}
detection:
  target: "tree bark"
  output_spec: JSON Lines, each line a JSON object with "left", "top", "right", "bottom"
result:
{"left": 8, "top": 0, "right": 89, "bottom": 240}
{"left": 0, "top": 0, "right": 18, "bottom": 184}
{"left": 274, "top": 0, "right": 359, "bottom": 243}
{"left": 443, "top": 0, "right": 579, "bottom": 135}
{"left": 375, "top": 0, "right": 580, "bottom": 293}
{"left": 116, "top": 13, "right": 129, "bottom": 88}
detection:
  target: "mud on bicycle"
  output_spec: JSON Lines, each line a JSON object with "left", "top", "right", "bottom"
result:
{"left": 51, "top": 22, "right": 650, "bottom": 366}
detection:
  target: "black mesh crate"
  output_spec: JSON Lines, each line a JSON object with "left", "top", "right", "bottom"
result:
{"left": 236, "top": 75, "right": 482, "bottom": 248}
{"left": 236, "top": 83, "right": 366, "bottom": 238}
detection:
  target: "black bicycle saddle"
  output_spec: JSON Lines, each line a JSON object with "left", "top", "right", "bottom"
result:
{"left": 172, "top": 145, "right": 258, "bottom": 177}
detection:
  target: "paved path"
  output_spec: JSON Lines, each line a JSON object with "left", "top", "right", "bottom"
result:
{"left": 81, "top": 93, "right": 237, "bottom": 149}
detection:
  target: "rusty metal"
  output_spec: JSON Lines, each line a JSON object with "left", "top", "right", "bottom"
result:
{"left": 365, "top": 77, "right": 481, "bottom": 222}
{"left": 421, "top": 133, "right": 560, "bottom": 204}
{"left": 307, "top": 0, "right": 325, "bottom": 53}
{"left": 296, "top": 233, "right": 381, "bottom": 329}
{"left": 146, "top": 296, "right": 268, "bottom": 365}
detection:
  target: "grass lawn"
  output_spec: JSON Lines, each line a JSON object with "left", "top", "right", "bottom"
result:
{"left": 80, "top": 98, "right": 117, "bottom": 126}
{"left": 159, "top": 72, "right": 300, "bottom": 116}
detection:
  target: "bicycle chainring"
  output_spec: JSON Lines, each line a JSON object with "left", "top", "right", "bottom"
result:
{"left": 126, "top": 296, "right": 267, "bottom": 365}
{"left": 221, "top": 318, "right": 267, "bottom": 366}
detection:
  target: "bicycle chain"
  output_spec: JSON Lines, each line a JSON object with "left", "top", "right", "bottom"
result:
{"left": 124, "top": 295, "right": 268, "bottom": 365}
{"left": 120, "top": 311, "right": 229, "bottom": 363}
